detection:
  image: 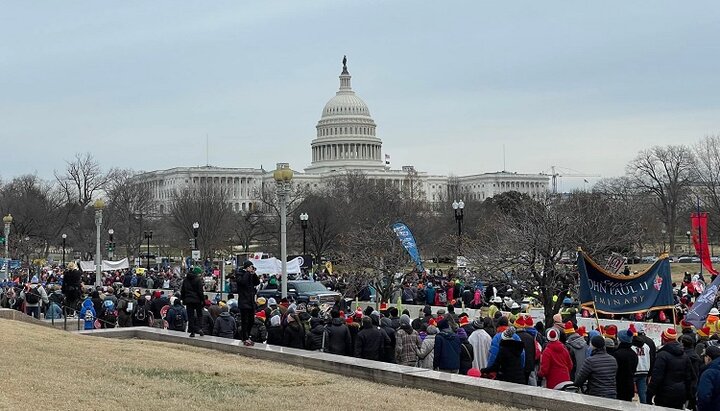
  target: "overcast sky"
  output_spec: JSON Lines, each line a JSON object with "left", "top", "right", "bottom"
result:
{"left": 1, "top": 1, "right": 718, "bottom": 191}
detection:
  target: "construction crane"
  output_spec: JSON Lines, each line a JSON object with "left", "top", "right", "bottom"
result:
{"left": 542, "top": 166, "right": 601, "bottom": 194}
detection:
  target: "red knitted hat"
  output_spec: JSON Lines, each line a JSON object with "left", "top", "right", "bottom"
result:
{"left": 428, "top": 318, "right": 437, "bottom": 327}
{"left": 604, "top": 324, "right": 618, "bottom": 338}
{"left": 255, "top": 311, "right": 266, "bottom": 320}
{"left": 628, "top": 323, "right": 637, "bottom": 336}
{"left": 680, "top": 319, "right": 693, "bottom": 330}
{"left": 661, "top": 328, "right": 677, "bottom": 343}
{"left": 514, "top": 316, "right": 526, "bottom": 329}
{"left": 698, "top": 327, "right": 711, "bottom": 338}
{"left": 576, "top": 326, "right": 587, "bottom": 337}
{"left": 459, "top": 316, "right": 470, "bottom": 326}
{"left": 564, "top": 321, "right": 575, "bottom": 334}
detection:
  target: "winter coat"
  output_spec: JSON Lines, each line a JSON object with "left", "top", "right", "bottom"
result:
{"left": 433, "top": 331, "right": 461, "bottom": 371}
{"left": 395, "top": 325, "right": 421, "bottom": 366}
{"left": 380, "top": 318, "right": 397, "bottom": 363}
{"left": 180, "top": 273, "right": 205, "bottom": 305}
{"left": 632, "top": 338, "right": 652, "bottom": 376}
{"left": 482, "top": 339, "right": 526, "bottom": 384}
{"left": 79, "top": 298, "right": 96, "bottom": 330}
{"left": 612, "top": 342, "right": 639, "bottom": 401}
{"left": 459, "top": 340, "right": 474, "bottom": 375}
{"left": 282, "top": 321, "right": 306, "bottom": 349}
{"left": 539, "top": 340, "right": 572, "bottom": 389}
{"left": 648, "top": 341, "right": 696, "bottom": 409}
{"left": 638, "top": 333, "right": 657, "bottom": 372}
{"left": 266, "top": 325, "right": 283, "bottom": 345}
{"left": 249, "top": 317, "right": 268, "bottom": 343}
{"left": 325, "top": 318, "right": 352, "bottom": 355}
{"left": 697, "top": 357, "right": 720, "bottom": 411}
{"left": 61, "top": 269, "right": 83, "bottom": 302}
{"left": 235, "top": 269, "right": 260, "bottom": 310}
{"left": 305, "top": 318, "right": 325, "bottom": 351}
{"left": 516, "top": 329, "right": 536, "bottom": 375}
{"left": 468, "top": 328, "right": 492, "bottom": 370}
{"left": 212, "top": 312, "right": 237, "bottom": 339}
{"left": 201, "top": 309, "right": 214, "bottom": 336}
{"left": 417, "top": 334, "right": 436, "bottom": 369}
{"left": 566, "top": 333, "right": 588, "bottom": 380}
{"left": 166, "top": 305, "right": 188, "bottom": 331}
{"left": 574, "top": 348, "right": 618, "bottom": 399}
{"left": 488, "top": 328, "right": 526, "bottom": 368}
{"left": 355, "top": 326, "right": 389, "bottom": 361}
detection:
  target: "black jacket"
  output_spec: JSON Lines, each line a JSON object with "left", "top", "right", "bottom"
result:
{"left": 235, "top": 269, "right": 260, "bottom": 310}
{"left": 180, "top": 273, "right": 204, "bottom": 305}
{"left": 612, "top": 342, "right": 638, "bottom": 401}
{"left": 282, "top": 321, "right": 306, "bottom": 349}
{"left": 326, "top": 318, "right": 352, "bottom": 356}
{"left": 648, "top": 341, "right": 696, "bottom": 408}
{"left": 574, "top": 348, "right": 618, "bottom": 399}
{"left": 213, "top": 312, "right": 237, "bottom": 339}
{"left": 355, "top": 326, "right": 389, "bottom": 361}
{"left": 267, "top": 325, "right": 283, "bottom": 345}
{"left": 460, "top": 340, "right": 474, "bottom": 375}
{"left": 305, "top": 318, "right": 325, "bottom": 351}
{"left": 482, "top": 339, "right": 525, "bottom": 384}
{"left": 516, "top": 329, "right": 536, "bottom": 375}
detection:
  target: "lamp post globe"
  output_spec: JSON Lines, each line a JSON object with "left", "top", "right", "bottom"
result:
{"left": 61, "top": 233, "right": 67, "bottom": 268}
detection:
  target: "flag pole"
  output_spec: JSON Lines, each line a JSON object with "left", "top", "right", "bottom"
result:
{"left": 698, "top": 196, "right": 704, "bottom": 276}
{"left": 592, "top": 302, "right": 601, "bottom": 331}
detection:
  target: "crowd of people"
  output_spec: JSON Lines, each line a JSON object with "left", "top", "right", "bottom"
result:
{"left": 2, "top": 260, "right": 720, "bottom": 409}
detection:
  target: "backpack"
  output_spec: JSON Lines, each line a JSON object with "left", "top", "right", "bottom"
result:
{"left": 102, "top": 300, "right": 118, "bottom": 325}
{"left": 438, "top": 291, "right": 447, "bottom": 304}
{"left": 130, "top": 275, "right": 138, "bottom": 287}
{"left": 133, "top": 304, "right": 147, "bottom": 322}
{"left": 25, "top": 287, "right": 41, "bottom": 304}
{"left": 171, "top": 308, "right": 185, "bottom": 331}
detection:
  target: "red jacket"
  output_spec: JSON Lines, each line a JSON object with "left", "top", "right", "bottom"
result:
{"left": 539, "top": 340, "right": 573, "bottom": 389}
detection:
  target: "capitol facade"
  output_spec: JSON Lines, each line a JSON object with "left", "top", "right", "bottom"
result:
{"left": 134, "top": 59, "right": 549, "bottom": 214}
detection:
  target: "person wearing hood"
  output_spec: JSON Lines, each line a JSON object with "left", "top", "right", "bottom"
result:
{"left": 515, "top": 316, "right": 537, "bottom": 384}
{"left": 697, "top": 345, "right": 720, "bottom": 411}
{"left": 375, "top": 316, "right": 394, "bottom": 361}
{"left": 457, "top": 328, "right": 474, "bottom": 375}
{"left": 79, "top": 297, "right": 96, "bottom": 330}
{"left": 565, "top": 324, "right": 588, "bottom": 381}
{"left": 612, "top": 328, "right": 639, "bottom": 402}
{"left": 266, "top": 314, "right": 284, "bottom": 345}
{"left": 632, "top": 325, "right": 653, "bottom": 404}
{"left": 325, "top": 309, "right": 352, "bottom": 355}
{"left": 458, "top": 315, "right": 474, "bottom": 337}
{"left": 181, "top": 266, "right": 206, "bottom": 337}
{"left": 395, "top": 314, "right": 421, "bottom": 366}
{"left": 305, "top": 316, "right": 326, "bottom": 351}
{"left": 574, "top": 335, "right": 617, "bottom": 398}
{"left": 417, "top": 324, "right": 438, "bottom": 369}
{"left": 539, "top": 328, "right": 572, "bottom": 390}
{"left": 355, "top": 316, "right": 389, "bottom": 361}
{"left": 212, "top": 306, "right": 237, "bottom": 339}
{"left": 468, "top": 318, "right": 492, "bottom": 370}
{"left": 282, "top": 313, "right": 306, "bottom": 349}
{"left": 433, "top": 318, "right": 461, "bottom": 373}
{"left": 487, "top": 317, "right": 526, "bottom": 370}
{"left": 647, "top": 328, "right": 696, "bottom": 409}
{"left": 481, "top": 327, "right": 526, "bottom": 384}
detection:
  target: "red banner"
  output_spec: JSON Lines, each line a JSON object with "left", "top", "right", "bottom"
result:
{"left": 691, "top": 212, "right": 719, "bottom": 275}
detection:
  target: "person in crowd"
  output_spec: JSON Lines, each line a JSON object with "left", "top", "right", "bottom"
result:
{"left": 235, "top": 261, "right": 261, "bottom": 341}
{"left": 266, "top": 314, "right": 283, "bottom": 345}
{"left": 417, "top": 323, "right": 438, "bottom": 369}
{"left": 166, "top": 298, "right": 188, "bottom": 332}
{"left": 481, "top": 327, "right": 526, "bottom": 384}
{"left": 79, "top": 296, "right": 96, "bottom": 330}
{"left": 355, "top": 316, "right": 388, "bottom": 361}
{"left": 282, "top": 313, "right": 306, "bottom": 349}
{"left": 249, "top": 310, "right": 268, "bottom": 343}
{"left": 539, "top": 328, "right": 572, "bottom": 390}
{"left": 468, "top": 318, "right": 492, "bottom": 370}
{"left": 516, "top": 316, "right": 537, "bottom": 384}
{"left": 434, "top": 318, "right": 461, "bottom": 373}
{"left": 457, "top": 328, "right": 474, "bottom": 375}
{"left": 379, "top": 317, "right": 397, "bottom": 363}
{"left": 61, "top": 262, "right": 83, "bottom": 316}
{"left": 325, "top": 309, "right": 352, "bottom": 355}
{"left": 395, "top": 314, "right": 421, "bottom": 366}
{"left": 201, "top": 300, "right": 214, "bottom": 336}
{"left": 180, "top": 266, "right": 205, "bottom": 337}
{"left": 612, "top": 328, "right": 639, "bottom": 402}
{"left": 212, "top": 306, "right": 237, "bottom": 339}
{"left": 681, "top": 333, "right": 703, "bottom": 408}
{"left": 632, "top": 325, "right": 653, "bottom": 404}
{"left": 647, "top": 328, "right": 696, "bottom": 409}
{"left": 306, "top": 316, "right": 325, "bottom": 351}
{"left": 697, "top": 345, "right": 720, "bottom": 411}
{"left": 19, "top": 276, "right": 49, "bottom": 319}
{"left": 574, "top": 335, "right": 618, "bottom": 398}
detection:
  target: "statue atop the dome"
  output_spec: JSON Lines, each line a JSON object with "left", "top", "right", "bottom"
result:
{"left": 342, "top": 55, "right": 348, "bottom": 74}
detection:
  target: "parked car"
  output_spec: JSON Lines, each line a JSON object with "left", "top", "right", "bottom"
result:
{"left": 256, "top": 280, "right": 340, "bottom": 305}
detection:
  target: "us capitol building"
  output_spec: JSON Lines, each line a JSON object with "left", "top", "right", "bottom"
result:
{"left": 134, "top": 58, "right": 549, "bottom": 215}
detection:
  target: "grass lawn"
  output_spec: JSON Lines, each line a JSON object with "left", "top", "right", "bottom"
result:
{"left": 627, "top": 262, "right": 705, "bottom": 283}
{"left": 0, "top": 319, "right": 525, "bottom": 411}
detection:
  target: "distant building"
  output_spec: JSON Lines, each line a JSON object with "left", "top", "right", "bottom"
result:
{"left": 134, "top": 59, "right": 549, "bottom": 213}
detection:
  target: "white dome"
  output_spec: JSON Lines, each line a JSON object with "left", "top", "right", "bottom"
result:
{"left": 322, "top": 93, "right": 371, "bottom": 118}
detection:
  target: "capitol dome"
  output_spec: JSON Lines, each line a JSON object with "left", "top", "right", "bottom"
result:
{"left": 305, "top": 57, "right": 385, "bottom": 173}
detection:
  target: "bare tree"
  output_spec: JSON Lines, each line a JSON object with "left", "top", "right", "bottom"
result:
{"left": 54, "top": 153, "right": 110, "bottom": 209}
{"left": 105, "top": 169, "right": 154, "bottom": 260}
{"left": 693, "top": 135, "right": 720, "bottom": 239}
{"left": 626, "top": 145, "right": 694, "bottom": 253}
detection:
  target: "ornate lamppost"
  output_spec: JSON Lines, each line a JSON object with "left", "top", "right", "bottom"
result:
{"left": 273, "top": 163, "right": 293, "bottom": 299}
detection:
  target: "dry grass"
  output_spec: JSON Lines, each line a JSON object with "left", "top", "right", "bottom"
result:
{"left": 627, "top": 262, "right": 704, "bottom": 283}
{"left": 0, "top": 319, "right": 525, "bottom": 411}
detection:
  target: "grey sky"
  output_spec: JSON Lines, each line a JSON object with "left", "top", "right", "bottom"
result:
{"left": 1, "top": 1, "right": 719, "bottom": 191}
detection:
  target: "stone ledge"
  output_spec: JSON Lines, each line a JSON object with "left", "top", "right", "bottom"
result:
{"left": 77, "top": 327, "right": 672, "bottom": 411}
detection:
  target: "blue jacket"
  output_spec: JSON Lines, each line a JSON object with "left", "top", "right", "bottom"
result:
{"left": 433, "top": 330, "right": 461, "bottom": 370}
{"left": 487, "top": 328, "right": 525, "bottom": 368}
{"left": 698, "top": 357, "right": 720, "bottom": 411}
{"left": 79, "top": 298, "right": 96, "bottom": 330}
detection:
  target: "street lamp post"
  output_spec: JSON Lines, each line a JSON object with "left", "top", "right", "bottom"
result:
{"left": 273, "top": 163, "right": 293, "bottom": 299}
{"left": 61, "top": 233, "right": 67, "bottom": 267}
{"left": 108, "top": 229, "right": 114, "bottom": 260}
{"left": 93, "top": 199, "right": 105, "bottom": 287}
{"left": 452, "top": 200, "right": 465, "bottom": 255}
{"left": 3, "top": 214, "right": 12, "bottom": 281}
{"left": 661, "top": 229, "right": 666, "bottom": 253}
{"left": 144, "top": 231, "right": 153, "bottom": 270}
{"left": 192, "top": 222, "right": 199, "bottom": 263}
{"left": 687, "top": 230, "right": 692, "bottom": 255}
{"left": 300, "top": 212, "right": 309, "bottom": 255}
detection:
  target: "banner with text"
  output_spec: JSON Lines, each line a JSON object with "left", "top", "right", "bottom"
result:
{"left": 578, "top": 252, "right": 674, "bottom": 314}
{"left": 391, "top": 221, "right": 424, "bottom": 272}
